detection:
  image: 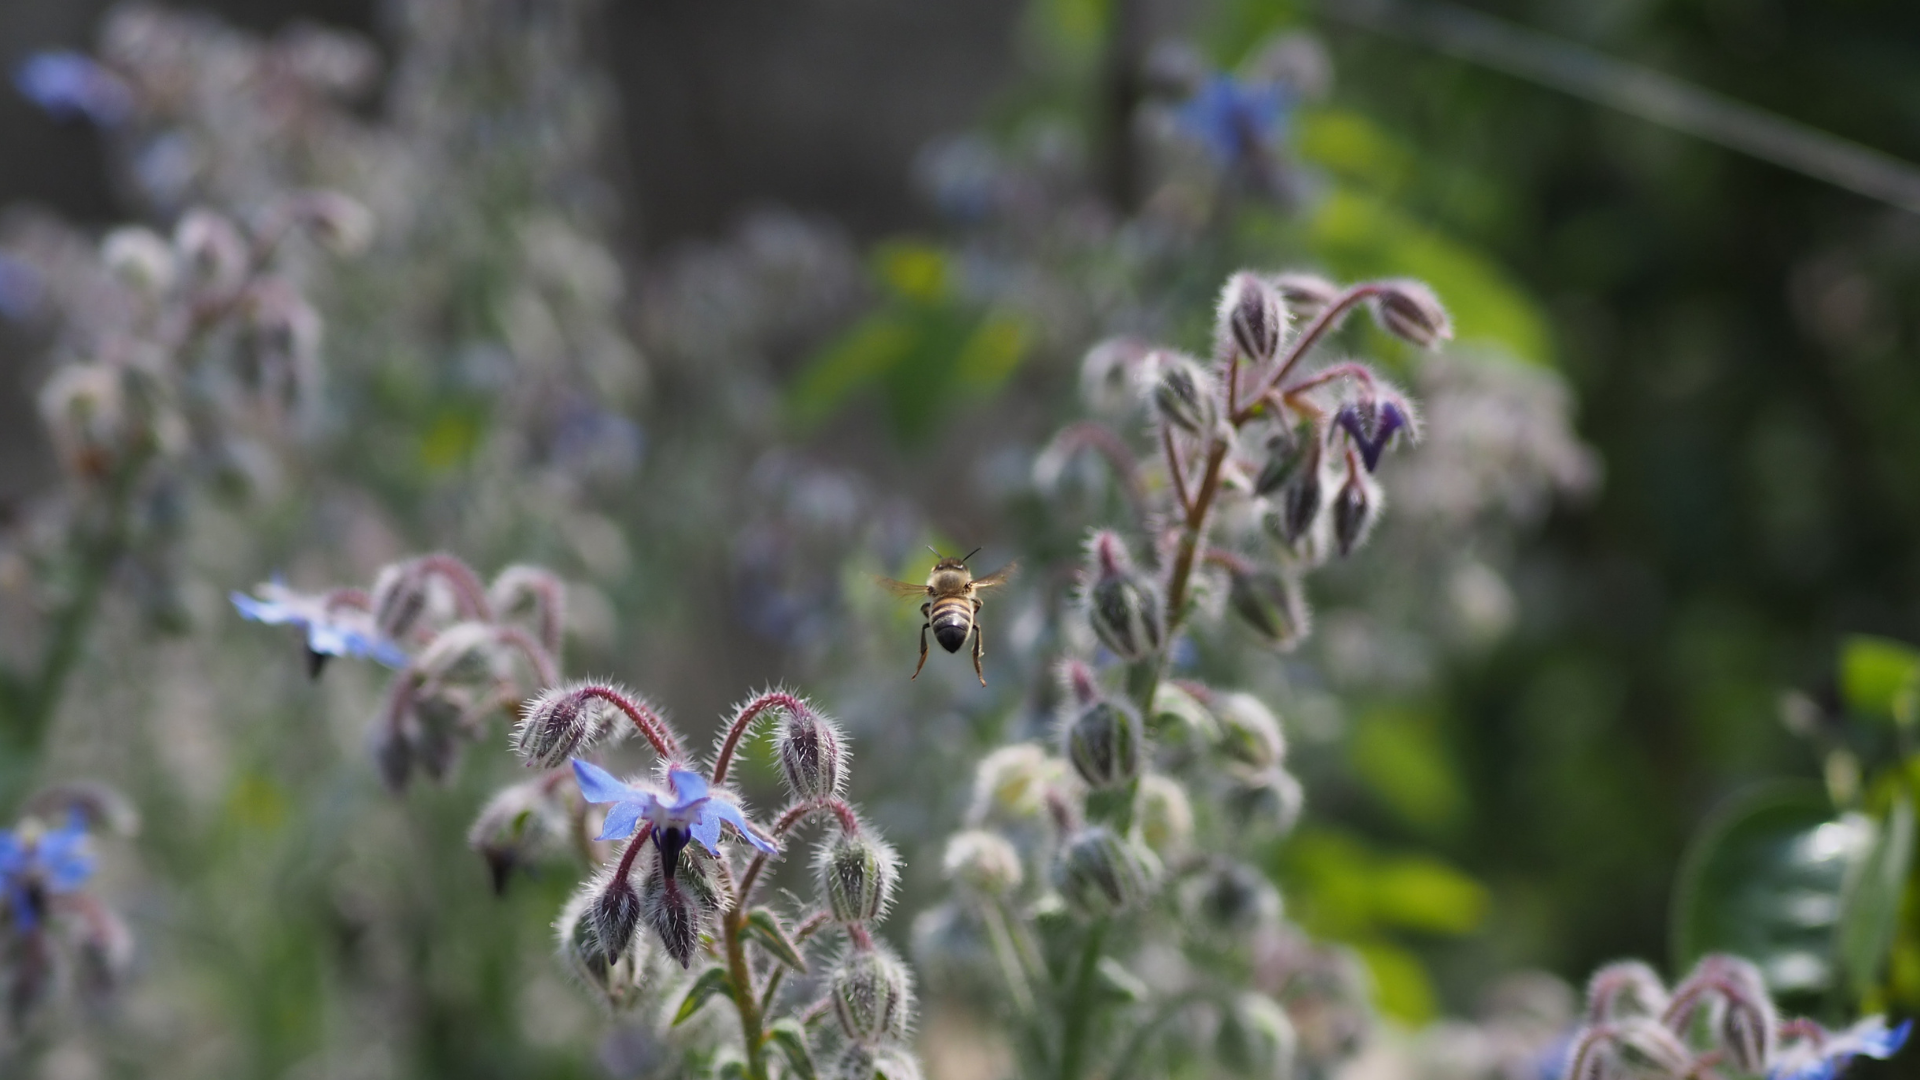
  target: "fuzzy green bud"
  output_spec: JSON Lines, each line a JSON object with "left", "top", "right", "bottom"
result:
{"left": 818, "top": 831, "right": 901, "bottom": 924}
{"left": 830, "top": 944, "right": 915, "bottom": 1045}
{"left": 1217, "top": 993, "right": 1298, "bottom": 1079}
{"left": 1063, "top": 698, "right": 1144, "bottom": 790}
{"left": 941, "top": 829, "right": 1023, "bottom": 897}
{"left": 1083, "top": 531, "right": 1162, "bottom": 661}
{"left": 1053, "top": 826, "right": 1159, "bottom": 917}
{"left": 1227, "top": 568, "right": 1308, "bottom": 650}
{"left": 1214, "top": 693, "right": 1286, "bottom": 770}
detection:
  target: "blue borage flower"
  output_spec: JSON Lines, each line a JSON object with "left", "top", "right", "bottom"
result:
{"left": 232, "top": 580, "right": 409, "bottom": 671}
{"left": 1335, "top": 400, "right": 1412, "bottom": 473}
{"left": 571, "top": 759, "right": 777, "bottom": 878}
{"left": 13, "top": 50, "right": 134, "bottom": 126}
{"left": 1770, "top": 1016, "right": 1912, "bottom": 1080}
{"left": 0, "top": 813, "right": 94, "bottom": 931}
{"left": 1174, "top": 73, "right": 1291, "bottom": 171}
{"left": 0, "top": 253, "right": 43, "bottom": 321}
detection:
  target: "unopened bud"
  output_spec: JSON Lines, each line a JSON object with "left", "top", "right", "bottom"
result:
{"left": 1218, "top": 272, "right": 1286, "bottom": 363}
{"left": 1079, "top": 336, "right": 1152, "bottom": 415}
{"left": 1585, "top": 960, "right": 1669, "bottom": 1023}
{"left": 833, "top": 1040, "right": 926, "bottom": 1080}
{"left": 1054, "top": 826, "right": 1159, "bottom": 917}
{"left": 1331, "top": 468, "right": 1380, "bottom": 557}
{"left": 1721, "top": 991, "right": 1776, "bottom": 1072}
{"left": 1370, "top": 279, "right": 1451, "bottom": 348}
{"left": 102, "top": 226, "right": 176, "bottom": 293}
{"left": 371, "top": 561, "right": 430, "bottom": 640}
{"left": 677, "top": 844, "right": 734, "bottom": 915}
{"left": 414, "top": 622, "right": 502, "bottom": 683}
{"left": 941, "top": 830, "right": 1023, "bottom": 897}
{"left": 590, "top": 871, "right": 644, "bottom": 965}
{"left": 1611, "top": 1016, "right": 1695, "bottom": 1079}
{"left": 1216, "top": 992, "right": 1298, "bottom": 1079}
{"left": 556, "top": 884, "right": 612, "bottom": 991}
{"left": 1084, "top": 531, "right": 1163, "bottom": 661}
{"left": 1263, "top": 440, "right": 1323, "bottom": 546}
{"left": 1253, "top": 420, "right": 1314, "bottom": 496}
{"left": 1187, "top": 861, "right": 1282, "bottom": 937}
{"left": 512, "top": 683, "right": 630, "bottom": 768}
{"left": 173, "top": 209, "right": 247, "bottom": 293}
{"left": 1226, "top": 769, "right": 1305, "bottom": 836}
{"left": 1062, "top": 696, "right": 1143, "bottom": 790}
{"left": 75, "top": 903, "right": 135, "bottom": 1003}
{"left": 641, "top": 873, "right": 703, "bottom": 969}
{"left": 1147, "top": 352, "right": 1218, "bottom": 435}
{"left": 968, "top": 744, "right": 1063, "bottom": 824}
{"left": 467, "top": 777, "right": 565, "bottom": 892}
{"left": 818, "top": 831, "right": 901, "bottom": 924}
{"left": 777, "top": 706, "right": 845, "bottom": 801}
{"left": 830, "top": 944, "right": 915, "bottom": 1044}
{"left": 1135, "top": 774, "right": 1194, "bottom": 855}
{"left": 1271, "top": 272, "right": 1340, "bottom": 323}
{"left": 1227, "top": 567, "right": 1308, "bottom": 650}
{"left": 1215, "top": 693, "right": 1286, "bottom": 770}
{"left": 1334, "top": 397, "right": 1415, "bottom": 473}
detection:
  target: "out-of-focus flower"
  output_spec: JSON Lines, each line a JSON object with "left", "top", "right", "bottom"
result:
{"left": 0, "top": 253, "right": 45, "bottom": 319}
{"left": 231, "top": 580, "right": 409, "bottom": 670}
{"left": 13, "top": 50, "right": 134, "bottom": 126}
{"left": 1770, "top": 1017, "right": 1911, "bottom": 1080}
{"left": 0, "top": 814, "right": 94, "bottom": 931}
{"left": 1175, "top": 74, "right": 1290, "bottom": 171}
{"left": 570, "top": 761, "right": 777, "bottom": 869}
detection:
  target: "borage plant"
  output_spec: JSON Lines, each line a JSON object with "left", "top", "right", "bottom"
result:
{"left": 919, "top": 269, "right": 1448, "bottom": 1080}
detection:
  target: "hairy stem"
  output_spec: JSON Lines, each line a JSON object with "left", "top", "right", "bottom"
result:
{"left": 712, "top": 690, "right": 808, "bottom": 787}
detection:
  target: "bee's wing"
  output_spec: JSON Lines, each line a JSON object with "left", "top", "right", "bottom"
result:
{"left": 970, "top": 561, "right": 1019, "bottom": 590}
{"left": 875, "top": 576, "right": 929, "bottom": 600}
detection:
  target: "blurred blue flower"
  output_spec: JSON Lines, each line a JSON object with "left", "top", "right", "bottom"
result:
{"left": 572, "top": 760, "right": 778, "bottom": 856}
{"left": 1175, "top": 74, "right": 1290, "bottom": 171}
{"left": 0, "top": 254, "right": 43, "bottom": 321}
{"left": 231, "top": 580, "right": 409, "bottom": 671}
{"left": 1336, "top": 401, "right": 1412, "bottom": 473}
{"left": 1771, "top": 1016, "right": 1912, "bottom": 1080}
{"left": 0, "top": 814, "right": 94, "bottom": 931}
{"left": 14, "top": 50, "right": 134, "bottom": 126}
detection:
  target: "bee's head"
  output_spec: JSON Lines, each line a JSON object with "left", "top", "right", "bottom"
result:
{"left": 929, "top": 546, "right": 982, "bottom": 572}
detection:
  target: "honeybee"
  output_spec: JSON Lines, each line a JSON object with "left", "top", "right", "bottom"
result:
{"left": 878, "top": 548, "right": 1017, "bottom": 686}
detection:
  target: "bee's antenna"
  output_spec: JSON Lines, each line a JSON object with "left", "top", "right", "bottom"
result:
{"left": 962, "top": 547, "right": 982, "bottom": 564}
{"left": 926, "top": 544, "right": 945, "bottom": 560}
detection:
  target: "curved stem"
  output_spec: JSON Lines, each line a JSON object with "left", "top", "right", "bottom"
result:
{"left": 1049, "top": 422, "right": 1149, "bottom": 520}
{"left": 1231, "top": 283, "right": 1385, "bottom": 425}
{"left": 1161, "top": 426, "right": 1192, "bottom": 517}
{"left": 489, "top": 624, "right": 559, "bottom": 687}
{"left": 733, "top": 798, "right": 857, "bottom": 906}
{"left": 712, "top": 691, "right": 809, "bottom": 787}
{"left": 574, "top": 685, "right": 679, "bottom": 759}
{"left": 415, "top": 553, "right": 494, "bottom": 622}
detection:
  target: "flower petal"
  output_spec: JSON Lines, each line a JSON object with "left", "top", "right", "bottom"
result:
{"left": 666, "top": 768, "right": 709, "bottom": 809}
{"left": 687, "top": 808, "right": 722, "bottom": 855}
{"left": 701, "top": 798, "right": 778, "bottom": 855}
{"left": 232, "top": 592, "right": 301, "bottom": 627}
{"left": 595, "top": 800, "right": 645, "bottom": 842}
{"left": 35, "top": 819, "right": 92, "bottom": 893}
{"left": 571, "top": 758, "right": 645, "bottom": 805}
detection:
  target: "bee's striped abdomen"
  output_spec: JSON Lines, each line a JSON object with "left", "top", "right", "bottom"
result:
{"left": 930, "top": 596, "right": 974, "bottom": 653}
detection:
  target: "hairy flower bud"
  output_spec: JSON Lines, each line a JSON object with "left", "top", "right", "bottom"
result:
{"left": 777, "top": 707, "right": 845, "bottom": 801}
{"left": 641, "top": 872, "right": 702, "bottom": 969}
{"left": 102, "top": 226, "right": 176, "bottom": 293}
{"left": 556, "top": 881, "right": 643, "bottom": 994}
{"left": 75, "top": 903, "right": 135, "bottom": 1003}
{"left": 1079, "top": 336, "right": 1152, "bottom": 415}
{"left": 830, "top": 944, "right": 915, "bottom": 1044}
{"left": 1331, "top": 468, "right": 1380, "bottom": 557}
{"left": 1054, "top": 826, "right": 1159, "bottom": 917}
{"left": 1271, "top": 272, "right": 1340, "bottom": 323}
{"left": 512, "top": 683, "right": 630, "bottom": 768}
{"left": 371, "top": 561, "right": 431, "bottom": 640}
{"left": 1218, "top": 271, "right": 1286, "bottom": 363}
{"left": 589, "top": 870, "right": 644, "bottom": 965}
{"left": 1215, "top": 693, "right": 1286, "bottom": 770}
{"left": 1187, "top": 861, "right": 1283, "bottom": 938}
{"left": 1226, "top": 769, "right": 1305, "bottom": 837}
{"left": 173, "top": 208, "right": 247, "bottom": 293}
{"left": 1062, "top": 696, "right": 1144, "bottom": 790}
{"left": 833, "top": 1042, "right": 925, "bottom": 1080}
{"left": 1227, "top": 567, "right": 1309, "bottom": 650}
{"left": 1334, "top": 397, "right": 1416, "bottom": 473}
{"left": 1135, "top": 774, "right": 1195, "bottom": 855}
{"left": 1253, "top": 420, "right": 1314, "bottom": 496}
{"left": 1084, "top": 531, "right": 1163, "bottom": 661}
{"left": 818, "top": 831, "right": 901, "bottom": 924}
{"left": 468, "top": 777, "right": 566, "bottom": 892}
{"left": 1611, "top": 1016, "right": 1696, "bottom": 1079}
{"left": 968, "top": 745, "right": 1063, "bottom": 824}
{"left": 1584, "top": 960, "right": 1669, "bottom": 1023}
{"left": 1146, "top": 351, "right": 1218, "bottom": 435}
{"left": 1217, "top": 993, "right": 1298, "bottom": 1079}
{"left": 1370, "top": 279, "right": 1451, "bottom": 348}
{"left": 1263, "top": 439, "right": 1324, "bottom": 547}
{"left": 942, "top": 830, "right": 1023, "bottom": 897}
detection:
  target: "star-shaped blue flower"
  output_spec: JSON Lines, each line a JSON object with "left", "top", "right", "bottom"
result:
{"left": 14, "top": 50, "right": 134, "bottom": 127}
{"left": 572, "top": 760, "right": 778, "bottom": 860}
{"left": 232, "top": 580, "right": 409, "bottom": 673}
{"left": 1771, "top": 1016, "right": 1912, "bottom": 1080}
{"left": 1175, "top": 74, "right": 1291, "bottom": 171}
{"left": 0, "top": 814, "right": 94, "bottom": 931}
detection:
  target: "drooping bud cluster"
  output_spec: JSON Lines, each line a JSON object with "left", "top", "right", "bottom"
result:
{"left": 0, "top": 790, "right": 137, "bottom": 1033}
{"left": 1562, "top": 952, "right": 1910, "bottom": 1080}
{"left": 1218, "top": 272, "right": 1287, "bottom": 365}
{"left": 1145, "top": 351, "right": 1219, "bottom": 435}
{"left": 776, "top": 703, "right": 846, "bottom": 801}
{"left": 1083, "top": 531, "right": 1164, "bottom": 661}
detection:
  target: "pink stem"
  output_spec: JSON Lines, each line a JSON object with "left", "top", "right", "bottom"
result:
{"left": 575, "top": 685, "right": 680, "bottom": 759}
{"left": 712, "top": 691, "right": 809, "bottom": 787}
{"left": 1233, "top": 283, "right": 1385, "bottom": 425}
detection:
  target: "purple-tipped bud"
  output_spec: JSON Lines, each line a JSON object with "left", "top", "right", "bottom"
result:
{"left": 556, "top": 884, "right": 626, "bottom": 993}
{"left": 1053, "top": 826, "right": 1160, "bottom": 918}
{"left": 1061, "top": 695, "right": 1144, "bottom": 790}
{"left": 370, "top": 677, "right": 420, "bottom": 792}
{"left": 829, "top": 943, "right": 916, "bottom": 1045}
{"left": 1084, "top": 532, "right": 1163, "bottom": 661}
{"left": 1331, "top": 469, "right": 1380, "bottom": 557}
{"left": 1584, "top": 960, "right": 1670, "bottom": 1023}
{"left": 1214, "top": 693, "right": 1286, "bottom": 770}
{"left": 1720, "top": 990, "right": 1776, "bottom": 1073}
{"left": 1611, "top": 1016, "right": 1696, "bottom": 1078}
{"left": 1218, "top": 271, "right": 1286, "bottom": 363}
{"left": 832, "top": 1043, "right": 925, "bottom": 1080}
{"left": 1187, "top": 861, "right": 1283, "bottom": 937}
{"left": 1227, "top": 567, "right": 1309, "bottom": 650}
{"left": 818, "top": 831, "right": 901, "bottom": 924}
{"left": 371, "top": 561, "right": 431, "bottom": 640}
{"left": 1253, "top": 420, "right": 1314, "bottom": 496}
{"left": 1146, "top": 352, "right": 1218, "bottom": 435}
{"left": 941, "top": 830, "right": 1023, "bottom": 896}
{"left": 1369, "top": 279, "right": 1451, "bottom": 348}
{"left": 589, "top": 871, "right": 644, "bottom": 966}
{"left": 1262, "top": 440, "right": 1323, "bottom": 546}
{"left": 641, "top": 872, "right": 703, "bottom": 969}
{"left": 1226, "top": 769, "right": 1305, "bottom": 837}
{"left": 777, "top": 707, "right": 845, "bottom": 801}
{"left": 1216, "top": 993, "right": 1298, "bottom": 1079}
{"left": 1135, "top": 775, "right": 1195, "bottom": 855}
{"left": 1271, "top": 272, "right": 1341, "bottom": 323}
{"left": 1334, "top": 398, "right": 1414, "bottom": 473}
{"left": 512, "top": 683, "right": 628, "bottom": 768}
{"left": 467, "top": 777, "right": 565, "bottom": 893}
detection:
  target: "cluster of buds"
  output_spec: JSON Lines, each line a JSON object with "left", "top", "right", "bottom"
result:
{"left": 1564, "top": 954, "right": 1910, "bottom": 1080}
{"left": 233, "top": 552, "right": 566, "bottom": 791}
{"left": 524, "top": 685, "right": 922, "bottom": 1080}
{"left": 0, "top": 785, "right": 137, "bottom": 1043}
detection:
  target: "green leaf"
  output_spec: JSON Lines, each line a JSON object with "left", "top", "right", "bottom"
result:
{"left": 765, "top": 1017, "right": 817, "bottom": 1080}
{"left": 1368, "top": 855, "right": 1489, "bottom": 935}
{"left": 1838, "top": 796, "right": 1915, "bottom": 999}
{"left": 672, "top": 966, "right": 735, "bottom": 1026}
{"left": 716, "top": 1061, "right": 752, "bottom": 1080}
{"left": 1839, "top": 635, "right": 1920, "bottom": 721}
{"left": 743, "top": 908, "right": 808, "bottom": 973}
{"left": 1348, "top": 706, "right": 1468, "bottom": 839}
{"left": 1671, "top": 782, "right": 1872, "bottom": 1005}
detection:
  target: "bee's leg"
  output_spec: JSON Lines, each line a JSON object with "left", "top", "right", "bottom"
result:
{"left": 971, "top": 621, "right": 987, "bottom": 686}
{"left": 912, "top": 620, "right": 931, "bottom": 680}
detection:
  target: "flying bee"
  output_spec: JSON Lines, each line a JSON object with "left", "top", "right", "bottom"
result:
{"left": 878, "top": 548, "right": 1017, "bottom": 686}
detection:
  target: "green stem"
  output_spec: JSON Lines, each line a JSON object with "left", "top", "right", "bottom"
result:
{"left": 1057, "top": 919, "right": 1110, "bottom": 1080}
{"left": 1108, "top": 990, "right": 1214, "bottom": 1080}
{"left": 723, "top": 907, "right": 769, "bottom": 1080}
